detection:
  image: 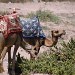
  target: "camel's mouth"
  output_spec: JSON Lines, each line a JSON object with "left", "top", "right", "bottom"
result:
{"left": 58, "top": 30, "right": 66, "bottom": 39}
{"left": 62, "top": 30, "right": 66, "bottom": 35}
{"left": 59, "top": 33, "right": 66, "bottom": 39}
{"left": 62, "top": 31, "right": 66, "bottom": 39}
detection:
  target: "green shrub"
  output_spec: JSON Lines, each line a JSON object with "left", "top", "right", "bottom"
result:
{"left": 0, "top": 0, "right": 9, "bottom": 3}
{"left": 0, "top": 10, "right": 60, "bottom": 24}
{"left": 0, "top": 11, "right": 8, "bottom": 15}
{"left": 0, "top": 0, "right": 31, "bottom": 3}
{"left": 25, "top": 10, "right": 60, "bottom": 24}
{"left": 19, "top": 38, "right": 75, "bottom": 75}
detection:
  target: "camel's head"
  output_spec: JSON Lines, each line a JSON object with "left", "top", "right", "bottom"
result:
{"left": 51, "top": 30, "right": 66, "bottom": 37}
{"left": 43, "top": 30, "right": 66, "bottom": 47}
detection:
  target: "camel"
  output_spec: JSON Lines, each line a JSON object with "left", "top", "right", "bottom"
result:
{"left": 7, "top": 29, "right": 65, "bottom": 75}
{"left": 0, "top": 33, "right": 22, "bottom": 75}
{"left": 18, "top": 16, "right": 66, "bottom": 59}
{"left": 7, "top": 17, "right": 66, "bottom": 70}
{"left": 0, "top": 12, "right": 22, "bottom": 75}
{"left": 0, "top": 8, "right": 66, "bottom": 74}
{"left": 20, "top": 30, "right": 66, "bottom": 59}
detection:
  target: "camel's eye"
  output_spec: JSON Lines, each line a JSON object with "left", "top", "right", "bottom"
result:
{"left": 55, "top": 31, "right": 59, "bottom": 33}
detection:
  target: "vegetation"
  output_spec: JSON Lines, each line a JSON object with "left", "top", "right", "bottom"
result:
{"left": 0, "top": 0, "right": 74, "bottom": 3}
{"left": 0, "top": 0, "right": 32, "bottom": 3}
{"left": 0, "top": 11, "right": 8, "bottom": 15}
{"left": 18, "top": 38, "right": 75, "bottom": 75}
{"left": 0, "top": 10, "right": 60, "bottom": 24}
{"left": 25, "top": 10, "right": 60, "bottom": 24}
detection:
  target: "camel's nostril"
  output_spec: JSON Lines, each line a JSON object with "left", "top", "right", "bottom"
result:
{"left": 34, "top": 48, "right": 36, "bottom": 50}
{"left": 35, "top": 52, "right": 38, "bottom": 55}
{"left": 64, "top": 31, "right": 66, "bottom": 35}
{"left": 63, "top": 30, "right": 66, "bottom": 35}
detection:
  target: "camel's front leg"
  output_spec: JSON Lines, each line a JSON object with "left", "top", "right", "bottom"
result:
{"left": 30, "top": 45, "right": 40, "bottom": 60}
{"left": 20, "top": 41, "right": 32, "bottom": 53}
{"left": 20, "top": 41, "right": 36, "bottom": 60}
{"left": 30, "top": 39, "right": 40, "bottom": 60}
{"left": 8, "top": 47, "right": 11, "bottom": 74}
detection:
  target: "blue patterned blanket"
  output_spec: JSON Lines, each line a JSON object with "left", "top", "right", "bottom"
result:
{"left": 20, "top": 16, "right": 45, "bottom": 38}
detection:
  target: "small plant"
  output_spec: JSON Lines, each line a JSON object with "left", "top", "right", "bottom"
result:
{"left": 0, "top": 0, "right": 26, "bottom": 3}
{"left": 42, "top": 26, "right": 50, "bottom": 30}
{"left": 19, "top": 38, "right": 75, "bottom": 75}
{"left": 0, "top": 0, "right": 9, "bottom": 3}
{"left": 25, "top": 10, "right": 60, "bottom": 24}
{"left": 0, "top": 11, "right": 9, "bottom": 15}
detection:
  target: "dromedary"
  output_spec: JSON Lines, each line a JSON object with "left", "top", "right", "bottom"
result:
{"left": 0, "top": 33, "right": 22, "bottom": 73}
{"left": 7, "top": 29, "right": 65, "bottom": 74}
{"left": 20, "top": 29, "right": 66, "bottom": 59}
{"left": 0, "top": 12, "right": 22, "bottom": 75}
{"left": 7, "top": 16, "right": 66, "bottom": 75}
{"left": 19, "top": 16, "right": 66, "bottom": 59}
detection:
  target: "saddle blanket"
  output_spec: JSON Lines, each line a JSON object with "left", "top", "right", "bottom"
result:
{"left": 0, "top": 13, "right": 22, "bottom": 38}
{"left": 20, "top": 16, "right": 45, "bottom": 38}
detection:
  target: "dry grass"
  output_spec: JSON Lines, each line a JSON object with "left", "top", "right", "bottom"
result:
{"left": 0, "top": 0, "right": 75, "bottom": 3}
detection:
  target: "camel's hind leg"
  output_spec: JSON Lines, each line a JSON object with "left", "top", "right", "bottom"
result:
{"left": 0, "top": 47, "right": 8, "bottom": 73}
{"left": 11, "top": 45, "right": 19, "bottom": 75}
{"left": 12, "top": 35, "right": 21, "bottom": 75}
{"left": 0, "top": 57, "right": 4, "bottom": 73}
{"left": 0, "top": 47, "right": 12, "bottom": 74}
{"left": 0, "top": 33, "right": 5, "bottom": 73}
{"left": 8, "top": 47, "right": 11, "bottom": 74}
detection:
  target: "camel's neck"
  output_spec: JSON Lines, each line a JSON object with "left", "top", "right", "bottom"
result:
{"left": 50, "top": 36, "right": 58, "bottom": 47}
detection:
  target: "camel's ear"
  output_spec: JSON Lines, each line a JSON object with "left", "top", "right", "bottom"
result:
{"left": 44, "top": 38, "right": 51, "bottom": 47}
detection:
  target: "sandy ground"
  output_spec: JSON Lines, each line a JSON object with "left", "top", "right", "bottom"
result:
{"left": 0, "top": 1, "right": 75, "bottom": 75}
{"left": 0, "top": 2, "right": 75, "bottom": 15}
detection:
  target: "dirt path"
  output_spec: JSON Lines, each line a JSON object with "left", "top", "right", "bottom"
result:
{"left": 0, "top": 2, "right": 75, "bottom": 15}
{"left": 0, "top": 2, "right": 75, "bottom": 75}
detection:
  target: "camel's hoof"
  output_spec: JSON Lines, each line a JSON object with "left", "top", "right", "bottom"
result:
{"left": 0, "top": 62, "right": 4, "bottom": 73}
{"left": 8, "top": 68, "right": 12, "bottom": 75}
{"left": 11, "top": 70, "right": 16, "bottom": 75}
{"left": 12, "top": 73, "right": 15, "bottom": 75}
{"left": 0, "top": 66, "right": 4, "bottom": 73}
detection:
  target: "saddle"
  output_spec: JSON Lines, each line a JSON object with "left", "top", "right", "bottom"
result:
{"left": 0, "top": 13, "right": 22, "bottom": 38}
{"left": 20, "top": 16, "right": 45, "bottom": 38}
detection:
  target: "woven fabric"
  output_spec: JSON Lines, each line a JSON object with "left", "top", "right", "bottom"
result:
{"left": 0, "top": 13, "right": 22, "bottom": 38}
{"left": 20, "top": 16, "right": 45, "bottom": 38}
